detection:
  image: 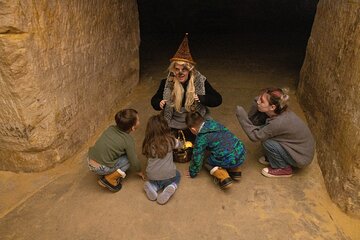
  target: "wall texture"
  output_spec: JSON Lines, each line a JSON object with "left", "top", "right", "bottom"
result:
{"left": 298, "top": 0, "right": 360, "bottom": 217}
{"left": 0, "top": 0, "right": 140, "bottom": 171}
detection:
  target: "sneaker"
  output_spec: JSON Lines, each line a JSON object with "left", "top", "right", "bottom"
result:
{"left": 261, "top": 166, "right": 293, "bottom": 178}
{"left": 144, "top": 181, "right": 158, "bottom": 201}
{"left": 157, "top": 184, "right": 176, "bottom": 205}
{"left": 258, "top": 156, "right": 270, "bottom": 166}
{"left": 98, "top": 177, "right": 122, "bottom": 192}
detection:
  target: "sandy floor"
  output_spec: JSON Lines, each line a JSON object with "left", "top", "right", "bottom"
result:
{"left": 0, "top": 33, "right": 359, "bottom": 240}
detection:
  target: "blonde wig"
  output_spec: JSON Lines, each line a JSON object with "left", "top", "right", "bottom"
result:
{"left": 167, "top": 61, "right": 196, "bottom": 112}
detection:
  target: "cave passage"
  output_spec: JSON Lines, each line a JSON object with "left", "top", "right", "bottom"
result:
{"left": 137, "top": 0, "right": 318, "bottom": 90}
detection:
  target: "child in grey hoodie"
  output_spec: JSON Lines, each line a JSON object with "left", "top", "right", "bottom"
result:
{"left": 236, "top": 87, "right": 315, "bottom": 178}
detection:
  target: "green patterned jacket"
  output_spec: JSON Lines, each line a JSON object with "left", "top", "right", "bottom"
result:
{"left": 189, "top": 119, "right": 246, "bottom": 177}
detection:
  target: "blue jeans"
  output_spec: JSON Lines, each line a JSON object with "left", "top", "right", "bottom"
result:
{"left": 88, "top": 155, "right": 130, "bottom": 175}
{"left": 262, "top": 139, "right": 297, "bottom": 168}
{"left": 149, "top": 170, "right": 181, "bottom": 190}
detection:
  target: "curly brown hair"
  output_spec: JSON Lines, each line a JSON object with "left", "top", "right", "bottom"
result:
{"left": 142, "top": 114, "right": 176, "bottom": 159}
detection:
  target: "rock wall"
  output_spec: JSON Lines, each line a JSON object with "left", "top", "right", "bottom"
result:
{"left": 0, "top": 0, "right": 140, "bottom": 171}
{"left": 298, "top": 0, "right": 360, "bottom": 217}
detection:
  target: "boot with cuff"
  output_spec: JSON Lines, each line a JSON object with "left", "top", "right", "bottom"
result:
{"left": 210, "top": 166, "right": 233, "bottom": 189}
{"left": 98, "top": 169, "right": 126, "bottom": 192}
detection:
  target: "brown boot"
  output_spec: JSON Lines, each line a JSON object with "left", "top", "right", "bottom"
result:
{"left": 98, "top": 169, "right": 125, "bottom": 192}
{"left": 228, "top": 166, "right": 242, "bottom": 181}
{"left": 210, "top": 167, "right": 233, "bottom": 189}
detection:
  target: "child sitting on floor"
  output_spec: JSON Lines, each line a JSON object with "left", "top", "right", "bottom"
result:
{"left": 142, "top": 114, "right": 181, "bottom": 205}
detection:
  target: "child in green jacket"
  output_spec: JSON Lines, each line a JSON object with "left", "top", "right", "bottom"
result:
{"left": 186, "top": 112, "right": 246, "bottom": 189}
{"left": 88, "top": 109, "right": 144, "bottom": 192}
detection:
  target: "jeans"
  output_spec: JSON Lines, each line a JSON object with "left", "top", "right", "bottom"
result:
{"left": 149, "top": 170, "right": 181, "bottom": 190}
{"left": 262, "top": 139, "right": 297, "bottom": 168}
{"left": 88, "top": 155, "right": 130, "bottom": 176}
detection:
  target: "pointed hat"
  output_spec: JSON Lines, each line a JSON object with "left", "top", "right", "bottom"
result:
{"left": 170, "top": 33, "right": 196, "bottom": 65}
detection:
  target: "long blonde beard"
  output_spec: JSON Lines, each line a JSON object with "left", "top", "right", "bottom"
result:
{"left": 172, "top": 73, "right": 195, "bottom": 112}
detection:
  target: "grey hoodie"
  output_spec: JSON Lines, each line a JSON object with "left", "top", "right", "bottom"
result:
{"left": 236, "top": 100, "right": 315, "bottom": 168}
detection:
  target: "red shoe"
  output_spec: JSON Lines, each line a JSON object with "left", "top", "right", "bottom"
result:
{"left": 261, "top": 166, "right": 293, "bottom": 178}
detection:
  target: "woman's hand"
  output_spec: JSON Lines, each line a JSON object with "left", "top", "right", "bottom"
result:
{"left": 160, "top": 100, "right": 167, "bottom": 109}
{"left": 194, "top": 94, "right": 200, "bottom": 102}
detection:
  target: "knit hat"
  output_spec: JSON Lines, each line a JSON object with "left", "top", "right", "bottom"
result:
{"left": 170, "top": 33, "right": 196, "bottom": 65}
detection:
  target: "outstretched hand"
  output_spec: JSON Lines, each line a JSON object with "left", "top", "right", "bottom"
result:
{"left": 137, "top": 172, "right": 146, "bottom": 181}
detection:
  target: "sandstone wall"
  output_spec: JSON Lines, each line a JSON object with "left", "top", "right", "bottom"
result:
{"left": 298, "top": 0, "right": 360, "bottom": 217}
{"left": 0, "top": 0, "right": 140, "bottom": 171}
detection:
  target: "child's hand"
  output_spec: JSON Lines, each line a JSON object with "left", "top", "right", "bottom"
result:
{"left": 137, "top": 172, "right": 146, "bottom": 180}
{"left": 185, "top": 170, "right": 191, "bottom": 178}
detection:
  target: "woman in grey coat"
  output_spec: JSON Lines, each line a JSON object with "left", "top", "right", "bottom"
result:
{"left": 236, "top": 87, "right": 315, "bottom": 178}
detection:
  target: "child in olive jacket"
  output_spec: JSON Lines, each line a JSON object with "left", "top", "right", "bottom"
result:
{"left": 88, "top": 109, "right": 144, "bottom": 192}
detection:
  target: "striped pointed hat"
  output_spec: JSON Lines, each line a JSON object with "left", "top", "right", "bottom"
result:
{"left": 170, "top": 33, "right": 196, "bottom": 65}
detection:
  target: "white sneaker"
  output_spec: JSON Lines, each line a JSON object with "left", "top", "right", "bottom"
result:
{"left": 144, "top": 181, "right": 158, "bottom": 201}
{"left": 157, "top": 184, "right": 176, "bottom": 205}
{"left": 258, "top": 156, "right": 270, "bottom": 166}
